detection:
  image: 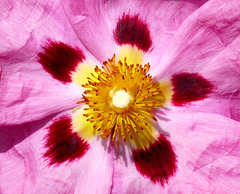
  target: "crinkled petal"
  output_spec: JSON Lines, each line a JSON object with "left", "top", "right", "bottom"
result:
{"left": 112, "top": 113, "right": 240, "bottom": 193}
{"left": 0, "top": 60, "right": 82, "bottom": 126}
{"left": 0, "top": 0, "right": 101, "bottom": 126}
{"left": 0, "top": 0, "right": 86, "bottom": 54}
{"left": 60, "top": 0, "right": 117, "bottom": 63}
{"left": 61, "top": 0, "right": 205, "bottom": 64}
{"left": 135, "top": 0, "right": 207, "bottom": 76}
{"left": 230, "top": 88, "right": 240, "bottom": 121}
{"left": 0, "top": 0, "right": 96, "bottom": 71}
{"left": 158, "top": 0, "right": 240, "bottom": 77}
{"left": 156, "top": 0, "right": 240, "bottom": 120}
{"left": 0, "top": 116, "right": 113, "bottom": 194}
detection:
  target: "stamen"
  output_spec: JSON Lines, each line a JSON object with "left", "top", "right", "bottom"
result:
{"left": 80, "top": 55, "right": 165, "bottom": 149}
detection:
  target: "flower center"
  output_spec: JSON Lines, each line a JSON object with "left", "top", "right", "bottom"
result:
{"left": 112, "top": 90, "right": 131, "bottom": 108}
{"left": 108, "top": 88, "right": 134, "bottom": 113}
{"left": 78, "top": 55, "right": 165, "bottom": 149}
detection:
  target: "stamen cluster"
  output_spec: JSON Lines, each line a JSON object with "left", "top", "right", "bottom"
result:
{"left": 79, "top": 55, "right": 165, "bottom": 149}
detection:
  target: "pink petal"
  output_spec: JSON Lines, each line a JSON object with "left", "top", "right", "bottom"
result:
{"left": 0, "top": 0, "right": 94, "bottom": 72}
{"left": 165, "top": 112, "right": 240, "bottom": 193}
{"left": 230, "top": 89, "right": 240, "bottom": 121}
{"left": 157, "top": 0, "right": 240, "bottom": 77}
{"left": 156, "top": 0, "right": 240, "bottom": 120}
{"left": 61, "top": 0, "right": 205, "bottom": 63}
{"left": 112, "top": 113, "right": 240, "bottom": 193}
{"left": 0, "top": 61, "right": 82, "bottom": 126}
{"left": 138, "top": 0, "right": 207, "bottom": 75}
{"left": 60, "top": 0, "right": 116, "bottom": 63}
{"left": 0, "top": 0, "right": 98, "bottom": 126}
{"left": 0, "top": 116, "right": 113, "bottom": 193}
{"left": 0, "top": 0, "right": 85, "bottom": 53}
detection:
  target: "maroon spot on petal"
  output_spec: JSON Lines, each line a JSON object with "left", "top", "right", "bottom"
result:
{"left": 171, "top": 72, "right": 214, "bottom": 106}
{"left": 114, "top": 14, "right": 152, "bottom": 52}
{"left": 133, "top": 135, "right": 177, "bottom": 185}
{"left": 44, "top": 116, "right": 89, "bottom": 165}
{"left": 38, "top": 41, "right": 85, "bottom": 83}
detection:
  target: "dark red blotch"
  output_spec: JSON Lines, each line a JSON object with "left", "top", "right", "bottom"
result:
{"left": 114, "top": 14, "right": 152, "bottom": 52}
{"left": 133, "top": 135, "right": 177, "bottom": 185}
{"left": 44, "top": 116, "right": 89, "bottom": 165}
{"left": 38, "top": 41, "right": 85, "bottom": 83}
{"left": 171, "top": 72, "right": 214, "bottom": 106}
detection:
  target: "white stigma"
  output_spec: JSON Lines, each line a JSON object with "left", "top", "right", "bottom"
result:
{"left": 112, "top": 90, "right": 131, "bottom": 108}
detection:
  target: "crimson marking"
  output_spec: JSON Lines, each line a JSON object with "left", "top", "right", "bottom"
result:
{"left": 44, "top": 116, "right": 89, "bottom": 165}
{"left": 114, "top": 14, "right": 152, "bottom": 52}
{"left": 133, "top": 135, "right": 177, "bottom": 185}
{"left": 171, "top": 72, "right": 214, "bottom": 106}
{"left": 38, "top": 41, "right": 85, "bottom": 83}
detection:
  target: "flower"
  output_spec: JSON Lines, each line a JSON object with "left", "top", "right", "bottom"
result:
{"left": 1, "top": 0, "right": 240, "bottom": 193}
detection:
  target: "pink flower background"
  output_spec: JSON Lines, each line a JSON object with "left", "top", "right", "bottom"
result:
{"left": 1, "top": 0, "right": 240, "bottom": 193}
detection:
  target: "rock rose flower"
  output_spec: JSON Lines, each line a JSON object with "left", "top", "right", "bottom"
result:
{"left": 1, "top": 0, "right": 240, "bottom": 193}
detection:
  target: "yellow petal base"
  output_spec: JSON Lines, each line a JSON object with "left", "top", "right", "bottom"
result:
{"left": 72, "top": 45, "right": 173, "bottom": 150}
